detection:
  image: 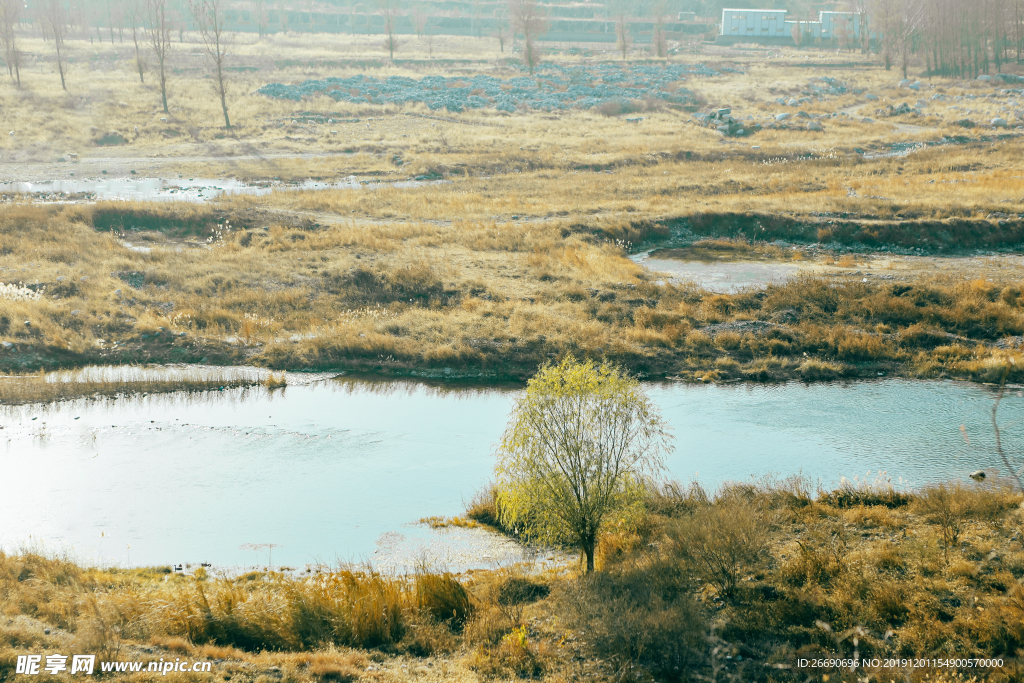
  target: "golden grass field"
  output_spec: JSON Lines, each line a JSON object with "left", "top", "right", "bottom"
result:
{"left": 2, "top": 478, "right": 1023, "bottom": 683}
{"left": 3, "top": 30, "right": 1024, "bottom": 683}
{"left": 1, "top": 32, "right": 1024, "bottom": 391}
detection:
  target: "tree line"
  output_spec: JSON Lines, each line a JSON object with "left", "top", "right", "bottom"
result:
{"left": 0, "top": 0, "right": 231, "bottom": 127}
{"left": 874, "top": 0, "right": 1024, "bottom": 78}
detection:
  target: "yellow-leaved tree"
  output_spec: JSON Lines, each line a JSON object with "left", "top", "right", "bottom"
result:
{"left": 495, "top": 357, "right": 671, "bottom": 573}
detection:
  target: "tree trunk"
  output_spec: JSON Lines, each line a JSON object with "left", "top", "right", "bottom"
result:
{"left": 582, "top": 538, "right": 595, "bottom": 573}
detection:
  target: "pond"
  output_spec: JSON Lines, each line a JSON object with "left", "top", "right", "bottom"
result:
{"left": 632, "top": 251, "right": 801, "bottom": 292}
{"left": 1, "top": 376, "right": 1019, "bottom": 570}
{"left": 0, "top": 177, "right": 447, "bottom": 203}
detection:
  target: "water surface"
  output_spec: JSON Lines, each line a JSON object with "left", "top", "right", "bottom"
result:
{"left": 1, "top": 377, "right": 1018, "bottom": 569}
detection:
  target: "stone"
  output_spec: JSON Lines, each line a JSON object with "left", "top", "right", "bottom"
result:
{"left": 1, "top": 341, "right": 12, "bottom": 348}
{"left": 114, "top": 289, "right": 122, "bottom": 296}
{"left": 717, "top": 108, "right": 731, "bottom": 116}
{"left": 969, "top": 470, "right": 986, "bottom": 481}
{"left": 899, "top": 79, "right": 910, "bottom": 87}
{"left": 56, "top": 275, "right": 66, "bottom": 281}
{"left": 797, "top": 111, "right": 811, "bottom": 118}
{"left": 807, "top": 121, "right": 823, "bottom": 131}
{"left": 775, "top": 112, "right": 791, "bottom": 121}
{"left": 862, "top": 117, "right": 874, "bottom": 123}
{"left": 977, "top": 74, "right": 992, "bottom": 82}
{"left": 991, "top": 117, "right": 1008, "bottom": 127}
{"left": 71, "top": 310, "right": 81, "bottom": 316}
{"left": 908, "top": 82, "right": 920, "bottom": 91}
{"left": 866, "top": 93, "right": 879, "bottom": 101}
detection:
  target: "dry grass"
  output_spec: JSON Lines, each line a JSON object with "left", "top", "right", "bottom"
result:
{"left": 4, "top": 201, "right": 1024, "bottom": 383}
{"left": 3, "top": 478, "right": 1023, "bottom": 682}
{"left": 1, "top": 27, "right": 1023, "bottom": 388}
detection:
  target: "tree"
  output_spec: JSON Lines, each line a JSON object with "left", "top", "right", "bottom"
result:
{"left": 614, "top": 9, "right": 631, "bottom": 58}
{"left": 189, "top": 0, "right": 231, "bottom": 128}
{"left": 0, "top": 0, "right": 22, "bottom": 85}
{"left": 379, "top": 0, "right": 399, "bottom": 59}
{"left": 495, "top": 357, "right": 670, "bottom": 573}
{"left": 127, "top": 0, "right": 146, "bottom": 82}
{"left": 252, "top": 0, "right": 269, "bottom": 36}
{"left": 148, "top": 0, "right": 172, "bottom": 113}
{"left": 494, "top": 7, "right": 509, "bottom": 52}
{"left": 38, "top": 0, "right": 70, "bottom": 91}
{"left": 508, "top": 0, "right": 546, "bottom": 73}
{"left": 651, "top": 5, "right": 668, "bottom": 58}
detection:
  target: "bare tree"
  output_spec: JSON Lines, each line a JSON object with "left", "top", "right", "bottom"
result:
{"left": 379, "top": 0, "right": 399, "bottom": 59}
{"left": 127, "top": 0, "right": 146, "bottom": 82}
{"left": 508, "top": 0, "right": 546, "bottom": 73}
{"left": 0, "top": 0, "right": 22, "bottom": 85}
{"left": 494, "top": 7, "right": 509, "bottom": 52}
{"left": 253, "top": 0, "right": 268, "bottom": 36}
{"left": 651, "top": 5, "right": 668, "bottom": 58}
{"left": 38, "top": 0, "right": 70, "bottom": 91}
{"left": 412, "top": 7, "right": 427, "bottom": 38}
{"left": 189, "top": 0, "right": 232, "bottom": 128}
{"left": 614, "top": 10, "right": 631, "bottom": 58}
{"left": 147, "top": 0, "right": 172, "bottom": 112}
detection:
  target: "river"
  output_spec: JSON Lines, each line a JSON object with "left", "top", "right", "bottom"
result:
{"left": 1, "top": 376, "right": 1019, "bottom": 570}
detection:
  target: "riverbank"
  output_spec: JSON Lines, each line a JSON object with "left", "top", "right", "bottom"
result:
{"left": 2, "top": 478, "right": 1022, "bottom": 682}
{"left": 2, "top": 203, "right": 1024, "bottom": 387}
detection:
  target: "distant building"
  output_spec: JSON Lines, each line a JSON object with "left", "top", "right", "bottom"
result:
{"left": 720, "top": 9, "right": 788, "bottom": 39}
{"left": 719, "top": 7, "right": 875, "bottom": 45}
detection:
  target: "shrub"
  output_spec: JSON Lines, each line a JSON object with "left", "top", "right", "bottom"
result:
{"left": 667, "top": 495, "right": 769, "bottom": 597}
{"left": 556, "top": 561, "right": 704, "bottom": 680}
{"left": 415, "top": 572, "right": 474, "bottom": 629}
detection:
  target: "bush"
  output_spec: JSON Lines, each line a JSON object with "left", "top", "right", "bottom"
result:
{"left": 556, "top": 561, "right": 704, "bottom": 681}
{"left": 415, "top": 572, "right": 474, "bottom": 629}
{"left": 667, "top": 494, "right": 769, "bottom": 597}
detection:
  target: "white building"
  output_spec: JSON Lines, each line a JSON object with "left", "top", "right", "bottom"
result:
{"left": 720, "top": 9, "right": 788, "bottom": 38}
{"left": 720, "top": 8, "right": 874, "bottom": 44}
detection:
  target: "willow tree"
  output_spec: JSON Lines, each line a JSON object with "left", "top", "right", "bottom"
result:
{"left": 495, "top": 357, "right": 670, "bottom": 573}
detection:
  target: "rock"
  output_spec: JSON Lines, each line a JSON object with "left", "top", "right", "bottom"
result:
{"left": 899, "top": 79, "right": 910, "bottom": 87}
{"left": 44, "top": 629, "right": 50, "bottom": 635}
{"left": 56, "top": 275, "right": 66, "bottom": 281}
{"left": 807, "top": 121, "right": 823, "bottom": 131}
{"left": 969, "top": 470, "right": 986, "bottom": 481}
{"left": 991, "top": 117, "right": 1008, "bottom": 127}
{"left": 862, "top": 117, "right": 874, "bottom": 123}
{"left": 1, "top": 341, "right": 12, "bottom": 348}
{"left": 80, "top": 276, "right": 89, "bottom": 281}
{"left": 787, "top": 98, "right": 798, "bottom": 106}
{"left": 775, "top": 112, "right": 791, "bottom": 121}
{"left": 716, "top": 108, "right": 731, "bottom": 116}
{"left": 797, "top": 110, "right": 811, "bottom": 118}
{"left": 114, "top": 289, "right": 122, "bottom": 296}
{"left": 23, "top": 320, "right": 30, "bottom": 327}
{"left": 71, "top": 310, "right": 81, "bottom": 316}
{"left": 977, "top": 74, "right": 992, "bottom": 82}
